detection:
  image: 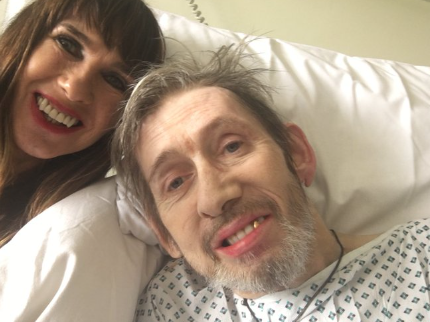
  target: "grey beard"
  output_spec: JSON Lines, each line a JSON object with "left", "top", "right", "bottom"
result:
{"left": 206, "top": 209, "right": 315, "bottom": 294}
{"left": 199, "top": 180, "right": 316, "bottom": 294}
{"left": 179, "top": 175, "right": 316, "bottom": 295}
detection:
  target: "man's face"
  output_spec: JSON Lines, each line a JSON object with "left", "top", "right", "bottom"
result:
{"left": 137, "top": 87, "right": 316, "bottom": 297}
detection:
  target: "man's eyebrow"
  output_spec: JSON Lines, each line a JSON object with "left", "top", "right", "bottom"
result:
{"left": 199, "top": 116, "right": 254, "bottom": 142}
{"left": 200, "top": 116, "right": 242, "bottom": 136}
{"left": 147, "top": 116, "right": 248, "bottom": 183}
{"left": 148, "top": 150, "right": 180, "bottom": 184}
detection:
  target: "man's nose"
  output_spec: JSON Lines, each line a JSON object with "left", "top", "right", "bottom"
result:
{"left": 196, "top": 165, "right": 242, "bottom": 218}
{"left": 58, "top": 65, "right": 94, "bottom": 104}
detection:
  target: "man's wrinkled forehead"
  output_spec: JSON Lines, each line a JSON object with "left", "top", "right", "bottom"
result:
{"left": 139, "top": 87, "right": 249, "bottom": 133}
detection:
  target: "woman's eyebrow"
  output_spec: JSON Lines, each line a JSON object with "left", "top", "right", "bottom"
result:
{"left": 61, "top": 22, "right": 91, "bottom": 46}
{"left": 60, "top": 22, "right": 130, "bottom": 76}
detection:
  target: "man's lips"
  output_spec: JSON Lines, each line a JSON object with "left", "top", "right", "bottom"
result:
{"left": 213, "top": 214, "right": 272, "bottom": 258}
{"left": 213, "top": 213, "right": 270, "bottom": 249}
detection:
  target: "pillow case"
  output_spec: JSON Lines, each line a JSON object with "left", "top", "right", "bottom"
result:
{"left": 153, "top": 8, "right": 430, "bottom": 234}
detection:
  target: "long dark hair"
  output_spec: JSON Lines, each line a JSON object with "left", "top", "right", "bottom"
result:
{"left": 0, "top": 0, "right": 165, "bottom": 247}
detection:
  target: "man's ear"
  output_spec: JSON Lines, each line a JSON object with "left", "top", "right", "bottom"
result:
{"left": 148, "top": 217, "right": 182, "bottom": 258}
{"left": 284, "top": 123, "right": 316, "bottom": 187}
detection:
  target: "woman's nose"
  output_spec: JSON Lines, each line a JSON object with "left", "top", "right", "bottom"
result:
{"left": 197, "top": 167, "right": 242, "bottom": 218}
{"left": 58, "top": 66, "right": 94, "bottom": 104}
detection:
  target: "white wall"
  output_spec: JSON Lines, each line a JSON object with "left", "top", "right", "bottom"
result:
{"left": 146, "top": 0, "right": 430, "bottom": 66}
{"left": 0, "top": 0, "right": 7, "bottom": 27}
{"left": 0, "top": 0, "right": 29, "bottom": 31}
{"left": 1, "top": 0, "right": 429, "bottom": 66}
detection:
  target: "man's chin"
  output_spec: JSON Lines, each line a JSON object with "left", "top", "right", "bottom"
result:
{"left": 199, "top": 244, "right": 308, "bottom": 295}
{"left": 204, "top": 261, "right": 281, "bottom": 294}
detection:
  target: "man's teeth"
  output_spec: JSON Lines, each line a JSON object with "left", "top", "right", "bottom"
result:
{"left": 225, "top": 216, "right": 265, "bottom": 246}
{"left": 37, "top": 96, "right": 78, "bottom": 128}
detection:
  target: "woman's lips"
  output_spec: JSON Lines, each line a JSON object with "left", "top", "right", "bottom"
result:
{"left": 31, "top": 93, "right": 82, "bottom": 134}
{"left": 37, "top": 95, "right": 80, "bottom": 128}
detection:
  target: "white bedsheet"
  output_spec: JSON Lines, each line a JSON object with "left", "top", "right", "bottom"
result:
{"left": 0, "top": 177, "right": 164, "bottom": 322}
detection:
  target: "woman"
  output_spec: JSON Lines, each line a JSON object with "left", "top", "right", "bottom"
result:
{"left": 0, "top": 0, "right": 164, "bottom": 246}
{"left": 0, "top": 0, "right": 165, "bottom": 320}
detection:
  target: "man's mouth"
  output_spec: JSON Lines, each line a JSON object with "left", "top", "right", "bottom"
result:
{"left": 221, "top": 216, "right": 266, "bottom": 247}
{"left": 36, "top": 95, "right": 80, "bottom": 128}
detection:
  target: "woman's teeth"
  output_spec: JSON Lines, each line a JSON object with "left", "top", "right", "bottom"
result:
{"left": 37, "top": 96, "right": 79, "bottom": 128}
{"left": 225, "top": 216, "right": 266, "bottom": 246}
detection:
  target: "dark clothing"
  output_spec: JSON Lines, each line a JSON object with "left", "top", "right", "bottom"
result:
{"left": 0, "top": 167, "right": 44, "bottom": 241}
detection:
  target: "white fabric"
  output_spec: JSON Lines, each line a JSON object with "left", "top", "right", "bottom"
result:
{"left": 153, "top": 8, "right": 430, "bottom": 234}
{"left": 116, "top": 176, "right": 159, "bottom": 245}
{"left": 1, "top": 8, "right": 429, "bottom": 321}
{"left": 0, "top": 177, "right": 164, "bottom": 322}
{"left": 136, "top": 220, "right": 430, "bottom": 322}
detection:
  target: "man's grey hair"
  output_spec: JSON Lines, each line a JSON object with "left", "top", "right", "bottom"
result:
{"left": 111, "top": 42, "right": 297, "bottom": 236}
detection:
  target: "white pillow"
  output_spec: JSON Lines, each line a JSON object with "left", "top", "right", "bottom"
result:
{"left": 0, "top": 177, "right": 164, "bottom": 321}
{"left": 153, "top": 8, "right": 430, "bottom": 234}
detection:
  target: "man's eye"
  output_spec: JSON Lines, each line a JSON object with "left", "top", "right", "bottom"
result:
{"left": 55, "top": 35, "right": 82, "bottom": 59}
{"left": 103, "top": 73, "right": 127, "bottom": 92}
{"left": 225, "top": 141, "right": 242, "bottom": 153}
{"left": 168, "top": 177, "right": 184, "bottom": 191}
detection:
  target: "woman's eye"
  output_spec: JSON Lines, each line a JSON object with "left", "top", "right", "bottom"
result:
{"left": 103, "top": 73, "right": 127, "bottom": 92}
{"left": 55, "top": 35, "right": 82, "bottom": 58}
{"left": 168, "top": 177, "right": 184, "bottom": 191}
{"left": 225, "top": 141, "right": 242, "bottom": 153}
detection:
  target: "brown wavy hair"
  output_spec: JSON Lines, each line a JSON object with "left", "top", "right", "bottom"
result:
{"left": 0, "top": 0, "right": 165, "bottom": 247}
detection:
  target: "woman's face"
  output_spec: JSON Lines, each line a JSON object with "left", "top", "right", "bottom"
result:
{"left": 11, "top": 17, "right": 132, "bottom": 167}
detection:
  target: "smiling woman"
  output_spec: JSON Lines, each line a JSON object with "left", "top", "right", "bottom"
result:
{"left": 0, "top": 0, "right": 164, "bottom": 246}
{"left": 0, "top": 0, "right": 165, "bottom": 320}
{"left": 13, "top": 18, "right": 131, "bottom": 162}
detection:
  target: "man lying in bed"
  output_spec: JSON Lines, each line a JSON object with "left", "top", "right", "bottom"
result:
{"left": 112, "top": 44, "right": 430, "bottom": 322}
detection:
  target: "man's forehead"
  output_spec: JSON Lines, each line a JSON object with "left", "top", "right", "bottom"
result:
{"left": 138, "top": 87, "right": 259, "bottom": 151}
{"left": 162, "top": 86, "right": 241, "bottom": 112}
{"left": 146, "top": 87, "right": 256, "bottom": 126}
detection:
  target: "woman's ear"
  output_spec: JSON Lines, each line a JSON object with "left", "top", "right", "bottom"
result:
{"left": 284, "top": 123, "right": 316, "bottom": 187}
{"left": 148, "top": 217, "right": 182, "bottom": 258}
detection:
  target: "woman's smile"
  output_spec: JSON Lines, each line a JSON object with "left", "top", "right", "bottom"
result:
{"left": 36, "top": 94, "right": 80, "bottom": 128}
{"left": 12, "top": 17, "right": 128, "bottom": 163}
{"left": 30, "top": 93, "right": 83, "bottom": 135}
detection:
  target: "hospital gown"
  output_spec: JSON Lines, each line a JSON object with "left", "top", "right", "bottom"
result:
{"left": 135, "top": 220, "right": 430, "bottom": 321}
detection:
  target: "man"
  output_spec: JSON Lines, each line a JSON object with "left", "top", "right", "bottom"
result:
{"left": 112, "top": 44, "right": 430, "bottom": 321}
